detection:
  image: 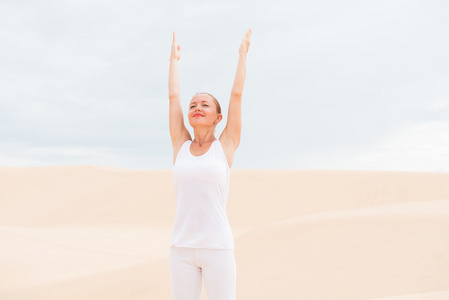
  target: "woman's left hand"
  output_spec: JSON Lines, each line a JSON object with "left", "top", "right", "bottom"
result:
{"left": 239, "top": 28, "right": 252, "bottom": 54}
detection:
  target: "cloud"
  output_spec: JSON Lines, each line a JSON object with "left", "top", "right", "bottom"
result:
{"left": 340, "top": 121, "right": 449, "bottom": 172}
{"left": 1, "top": 0, "right": 448, "bottom": 171}
{"left": 429, "top": 98, "right": 449, "bottom": 110}
{"left": 0, "top": 142, "right": 157, "bottom": 169}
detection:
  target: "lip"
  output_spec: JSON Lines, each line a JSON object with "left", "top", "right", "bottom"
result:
{"left": 193, "top": 114, "right": 204, "bottom": 117}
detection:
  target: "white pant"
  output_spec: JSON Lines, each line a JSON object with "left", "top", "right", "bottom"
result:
{"left": 169, "top": 247, "right": 236, "bottom": 300}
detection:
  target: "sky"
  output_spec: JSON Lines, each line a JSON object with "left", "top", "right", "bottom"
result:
{"left": 1, "top": 0, "right": 448, "bottom": 172}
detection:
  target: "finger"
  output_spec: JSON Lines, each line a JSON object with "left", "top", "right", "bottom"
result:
{"left": 173, "top": 31, "right": 177, "bottom": 43}
{"left": 245, "top": 28, "right": 252, "bottom": 40}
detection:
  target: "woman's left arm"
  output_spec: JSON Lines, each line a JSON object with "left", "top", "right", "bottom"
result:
{"left": 223, "top": 28, "right": 252, "bottom": 150}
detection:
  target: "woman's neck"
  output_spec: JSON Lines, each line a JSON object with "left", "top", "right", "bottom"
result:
{"left": 193, "top": 128, "right": 216, "bottom": 146}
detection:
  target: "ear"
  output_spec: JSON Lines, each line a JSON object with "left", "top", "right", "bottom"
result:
{"left": 215, "top": 114, "right": 223, "bottom": 124}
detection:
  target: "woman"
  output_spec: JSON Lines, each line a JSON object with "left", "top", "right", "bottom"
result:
{"left": 168, "top": 28, "right": 251, "bottom": 300}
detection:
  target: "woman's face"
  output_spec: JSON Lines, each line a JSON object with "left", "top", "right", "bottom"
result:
{"left": 188, "top": 94, "right": 221, "bottom": 128}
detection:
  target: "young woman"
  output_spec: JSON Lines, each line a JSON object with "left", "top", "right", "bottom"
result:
{"left": 168, "top": 28, "right": 251, "bottom": 300}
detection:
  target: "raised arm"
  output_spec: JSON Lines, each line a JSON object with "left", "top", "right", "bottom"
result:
{"left": 169, "top": 31, "right": 190, "bottom": 149}
{"left": 221, "top": 28, "right": 252, "bottom": 150}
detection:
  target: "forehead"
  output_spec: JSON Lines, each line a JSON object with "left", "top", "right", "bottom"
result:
{"left": 190, "top": 94, "right": 212, "bottom": 104}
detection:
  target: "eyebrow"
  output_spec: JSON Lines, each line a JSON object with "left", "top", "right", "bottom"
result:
{"left": 190, "top": 101, "right": 209, "bottom": 104}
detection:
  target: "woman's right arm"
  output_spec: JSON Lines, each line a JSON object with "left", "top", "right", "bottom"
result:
{"left": 169, "top": 31, "right": 190, "bottom": 148}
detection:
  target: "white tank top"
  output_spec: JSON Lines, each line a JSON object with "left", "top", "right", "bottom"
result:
{"left": 170, "top": 139, "right": 234, "bottom": 250}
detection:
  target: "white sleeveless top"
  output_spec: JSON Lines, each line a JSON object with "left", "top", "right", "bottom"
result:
{"left": 170, "top": 139, "right": 235, "bottom": 250}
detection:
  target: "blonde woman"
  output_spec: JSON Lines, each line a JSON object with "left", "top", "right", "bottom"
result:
{"left": 168, "top": 29, "right": 251, "bottom": 300}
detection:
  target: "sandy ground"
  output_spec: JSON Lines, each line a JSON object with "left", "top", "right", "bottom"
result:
{"left": 0, "top": 165, "right": 448, "bottom": 299}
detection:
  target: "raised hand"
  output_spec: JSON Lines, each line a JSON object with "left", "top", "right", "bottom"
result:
{"left": 239, "top": 28, "right": 252, "bottom": 55}
{"left": 170, "top": 31, "right": 181, "bottom": 61}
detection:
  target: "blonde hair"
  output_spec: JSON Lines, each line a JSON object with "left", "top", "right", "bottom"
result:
{"left": 193, "top": 92, "right": 221, "bottom": 114}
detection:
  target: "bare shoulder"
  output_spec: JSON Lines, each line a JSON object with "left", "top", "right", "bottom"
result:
{"left": 219, "top": 129, "right": 239, "bottom": 169}
{"left": 172, "top": 136, "right": 191, "bottom": 166}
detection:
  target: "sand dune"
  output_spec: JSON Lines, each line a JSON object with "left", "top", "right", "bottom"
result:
{"left": 0, "top": 166, "right": 175, "bottom": 227}
{"left": 367, "top": 291, "right": 449, "bottom": 300}
{"left": 1, "top": 166, "right": 448, "bottom": 299}
{"left": 234, "top": 200, "right": 449, "bottom": 299}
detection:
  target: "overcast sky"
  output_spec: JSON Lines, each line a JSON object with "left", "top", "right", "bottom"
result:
{"left": 1, "top": 0, "right": 448, "bottom": 172}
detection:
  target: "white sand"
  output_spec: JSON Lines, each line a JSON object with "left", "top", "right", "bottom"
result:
{"left": 1, "top": 166, "right": 448, "bottom": 299}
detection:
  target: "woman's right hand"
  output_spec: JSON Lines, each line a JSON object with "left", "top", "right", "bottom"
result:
{"left": 170, "top": 31, "right": 181, "bottom": 61}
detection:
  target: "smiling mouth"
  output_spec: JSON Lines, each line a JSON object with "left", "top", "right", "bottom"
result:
{"left": 194, "top": 114, "right": 203, "bottom": 117}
